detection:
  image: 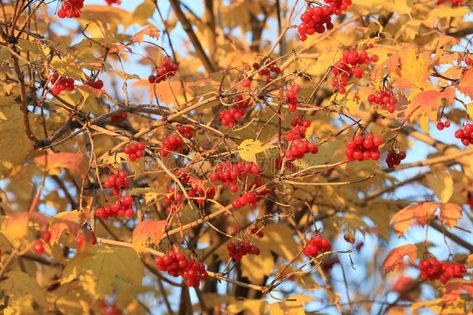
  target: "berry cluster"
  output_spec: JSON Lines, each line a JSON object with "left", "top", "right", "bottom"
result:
{"left": 297, "top": 0, "right": 352, "bottom": 41}
{"left": 332, "top": 50, "right": 378, "bottom": 94}
{"left": 210, "top": 161, "right": 261, "bottom": 192}
{"left": 104, "top": 170, "right": 129, "bottom": 195}
{"left": 436, "top": 120, "right": 451, "bottom": 130}
{"left": 252, "top": 60, "right": 281, "bottom": 83}
{"left": 160, "top": 135, "right": 184, "bottom": 157}
{"left": 386, "top": 149, "right": 406, "bottom": 168}
{"left": 111, "top": 112, "right": 128, "bottom": 122}
{"left": 303, "top": 235, "right": 332, "bottom": 258}
{"left": 285, "top": 84, "right": 300, "bottom": 112}
{"left": 178, "top": 125, "right": 194, "bottom": 139}
{"left": 232, "top": 192, "right": 257, "bottom": 209}
{"left": 124, "top": 142, "right": 146, "bottom": 161}
{"left": 454, "top": 124, "right": 473, "bottom": 146}
{"left": 188, "top": 186, "right": 215, "bottom": 205}
{"left": 148, "top": 59, "right": 178, "bottom": 83}
{"left": 50, "top": 73, "right": 75, "bottom": 95}
{"left": 105, "top": 0, "right": 121, "bottom": 5}
{"left": 345, "top": 134, "right": 382, "bottom": 161}
{"left": 419, "top": 257, "right": 466, "bottom": 284}
{"left": 286, "top": 114, "right": 311, "bottom": 141}
{"left": 367, "top": 89, "right": 397, "bottom": 113}
{"left": 250, "top": 226, "right": 264, "bottom": 238}
{"left": 155, "top": 250, "right": 208, "bottom": 287}
{"left": 219, "top": 94, "right": 252, "bottom": 128}
{"left": 437, "top": 0, "right": 464, "bottom": 6}
{"left": 86, "top": 78, "right": 104, "bottom": 89}
{"left": 163, "top": 188, "right": 184, "bottom": 213}
{"left": 95, "top": 195, "right": 134, "bottom": 219}
{"left": 57, "top": 0, "right": 84, "bottom": 18}
{"left": 227, "top": 241, "right": 260, "bottom": 260}
{"left": 465, "top": 56, "right": 472, "bottom": 66}
{"left": 285, "top": 139, "right": 318, "bottom": 161}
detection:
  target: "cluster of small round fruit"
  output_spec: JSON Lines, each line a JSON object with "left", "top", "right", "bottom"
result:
{"left": 33, "top": 229, "right": 97, "bottom": 255}
{"left": 86, "top": 78, "right": 104, "bottom": 89}
{"left": 419, "top": 257, "right": 466, "bottom": 284}
{"left": 303, "top": 235, "right": 332, "bottom": 258}
{"left": 252, "top": 60, "right": 281, "bottom": 83}
{"left": 210, "top": 161, "right": 261, "bottom": 192}
{"left": 104, "top": 170, "right": 129, "bottom": 195}
{"left": 332, "top": 50, "right": 379, "bottom": 94}
{"left": 57, "top": 0, "right": 84, "bottom": 18}
{"left": 155, "top": 250, "right": 208, "bottom": 288}
{"left": 188, "top": 186, "right": 216, "bottom": 205}
{"left": 160, "top": 135, "right": 185, "bottom": 157}
{"left": 178, "top": 125, "right": 194, "bottom": 139}
{"left": 163, "top": 188, "right": 184, "bottom": 213}
{"left": 123, "top": 142, "right": 146, "bottom": 161}
{"left": 105, "top": 0, "right": 121, "bottom": 5}
{"left": 219, "top": 95, "right": 252, "bottom": 128}
{"left": 285, "top": 84, "right": 300, "bottom": 112}
{"left": 232, "top": 192, "right": 257, "bottom": 209}
{"left": 227, "top": 240, "right": 260, "bottom": 260}
{"left": 367, "top": 89, "right": 397, "bottom": 113}
{"left": 148, "top": 59, "right": 178, "bottom": 83}
{"left": 111, "top": 112, "right": 128, "bottom": 122}
{"left": 454, "top": 124, "right": 473, "bottom": 146}
{"left": 50, "top": 73, "right": 75, "bottom": 95}
{"left": 297, "top": 0, "right": 352, "bottom": 41}
{"left": 385, "top": 149, "right": 406, "bottom": 168}
{"left": 437, "top": 0, "right": 464, "bottom": 6}
{"left": 465, "top": 56, "right": 472, "bottom": 66}
{"left": 436, "top": 120, "right": 451, "bottom": 130}
{"left": 285, "top": 114, "right": 311, "bottom": 141}
{"left": 285, "top": 139, "right": 318, "bottom": 161}
{"left": 250, "top": 226, "right": 264, "bottom": 238}
{"left": 345, "top": 134, "right": 382, "bottom": 161}
{"left": 95, "top": 195, "right": 134, "bottom": 219}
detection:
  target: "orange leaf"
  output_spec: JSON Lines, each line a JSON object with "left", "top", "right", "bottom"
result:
{"left": 443, "top": 279, "right": 473, "bottom": 304}
{"left": 49, "top": 211, "right": 83, "bottom": 245}
{"left": 390, "top": 202, "right": 438, "bottom": 236}
{"left": 132, "top": 25, "right": 160, "bottom": 44}
{"left": 458, "top": 68, "right": 473, "bottom": 99}
{"left": 383, "top": 244, "right": 417, "bottom": 274}
{"left": 394, "top": 46, "right": 431, "bottom": 89}
{"left": 411, "top": 88, "right": 455, "bottom": 113}
{"left": 439, "top": 203, "right": 462, "bottom": 227}
{"left": 132, "top": 220, "right": 166, "bottom": 252}
{"left": 35, "top": 152, "right": 89, "bottom": 177}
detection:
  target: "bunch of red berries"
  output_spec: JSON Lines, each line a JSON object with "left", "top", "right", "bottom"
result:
{"left": 163, "top": 188, "right": 184, "bottom": 213}
{"left": 149, "top": 59, "right": 178, "bottom": 83}
{"left": 104, "top": 170, "right": 129, "bottom": 195}
{"left": 188, "top": 186, "right": 215, "bottom": 205}
{"left": 124, "top": 142, "right": 146, "bottom": 161}
{"left": 437, "top": 0, "right": 464, "bottom": 6}
{"left": 439, "top": 262, "right": 467, "bottom": 284}
{"left": 252, "top": 60, "right": 281, "bottom": 83}
{"left": 386, "top": 149, "right": 406, "bottom": 168}
{"left": 155, "top": 250, "right": 208, "bottom": 287}
{"left": 286, "top": 84, "right": 300, "bottom": 112}
{"left": 436, "top": 120, "right": 451, "bottom": 130}
{"left": 160, "top": 135, "right": 185, "bottom": 157}
{"left": 111, "top": 112, "right": 128, "bottom": 122}
{"left": 419, "top": 257, "right": 466, "bottom": 283}
{"left": 219, "top": 95, "right": 252, "bottom": 128}
{"left": 331, "top": 50, "right": 378, "bottom": 94}
{"left": 210, "top": 161, "right": 261, "bottom": 192}
{"left": 345, "top": 134, "right": 382, "bottom": 162}
{"left": 57, "top": 0, "right": 84, "bottom": 18}
{"left": 232, "top": 192, "right": 257, "bottom": 209}
{"left": 105, "top": 0, "right": 121, "bottom": 5}
{"left": 303, "top": 235, "right": 332, "bottom": 258}
{"left": 86, "top": 78, "right": 104, "bottom": 89}
{"left": 250, "top": 226, "right": 264, "bottom": 238}
{"left": 465, "top": 56, "right": 472, "bottom": 66}
{"left": 227, "top": 241, "right": 260, "bottom": 260}
{"left": 33, "top": 240, "right": 45, "bottom": 254}
{"left": 95, "top": 195, "right": 134, "bottom": 219}
{"left": 285, "top": 139, "right": 318, "bottom": 161}
{"left": 367, "top": 89, "right": 397, "bottom": 113}
{"left": 178, "top": 125, "right": 194, "bottom": 139}
{"left": 285, "top": 114, "right": 311, "bottom": 141}
{"left": 50, "top": 73, "right": 75, "bottom": 95}
{"left": 454, "top": 124, "right": 473, "bottom": 146}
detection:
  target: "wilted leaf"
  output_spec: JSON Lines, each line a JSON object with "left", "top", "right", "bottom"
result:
{"left": 383, "top": 244, "right": 417, "bottom": 273}
{"left": 131, "top": 25, "right": 160, "bottom": 44}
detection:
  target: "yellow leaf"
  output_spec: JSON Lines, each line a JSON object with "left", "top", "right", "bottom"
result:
{"left": 419, "top": 115, "right": 429, "bottom": 132}
{"left": 0, "top": 271, "right": 47, "bottom": 310}
{"left": 252, "top": 224, "right": 300, "bottom": 260}
{"left": 49, "top": 210, "right": 83, "bottom": 245}
{"left": 439, "top": 203, "right": 462, "bottom": 228}
{"left": 241, "top": 249, "right": 274, "bottom": 283}
{"left": 396, "top": 46, "right": 431, "bottom": 89}
{"left": 425, "top": 168, "right": 453, "bottom": 202}
{"left": 227, "top": 299, "right": 269, "bottom": 315}
{"left": 269, "top": 295, "right": 313, "bottom": 315}
{"left": 132, "top": 220, "right": 166, "bottom": 252}
{"left": 35, "top": 152, "right": 89, "bottom": 178}
{"left": 238, "top": 139, "right": 267, "bottom": 163}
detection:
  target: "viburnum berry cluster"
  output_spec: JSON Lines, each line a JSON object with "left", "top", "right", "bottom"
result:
{"left": 465, "top": 56, "right": 472, "bottom": 66}
{"left": 346, "top": 134, "right": 382, "bottom": 161}
{"left": 219, "top": 94, "right": 252, "bottom": 128}
{"left": 163, "top": 188, "right": 184, "bottom": 213}
{"left": 367, "top": 88, "right": 398, "bottom": 113}
{"left": 303, "top": 235, "right": 332, "bottom": 258}
{"left": 50, "top": 73, "right": 75, "bottom": 95}
{"left": 284, "top": 114, "right": 318, "bottom": 160}
{"left": 227, "top": 240, "right": 260, "bottom": 260}
{"left": 95, "top": 195, "right": 134, "bottom": 219}
{"left": 436, "top": 120, "right": 451, "bottom": 130}
{"left": 298, "top": 0, "right": 352, "bottom": 41}
{"left": 232, "top": 192, "right": 257, "bottom": 209}
{"left": 188, "top": 186, "right": 216, "bottom": 205}
{"left": 160, "top": 135, "right": 186, "bottom": 157}
{"left": 104, "top": 170, "right": 129, "bottom": 195}
{"left": 210, "top": 161, "right": 261, "bottom": 193}
{"left": 437, "top": 0, "right": 464, "bottom": 6}
{"left": 57, "top": 0, "right": 84, "bottom": 18}
{"left": 86, "top": 78, "right": 104, "bottom": 89}
{"left": 332, "top": 49, "right": 378, "bottom": 94}
{"left": 148, "top": 59, "right": 178, "bottom": 83}
{"left": 105, "top": 0, "right": 121, "bottom": 5}
{"left": 123, "top": 142, "right": 146, "bottom": 161}
{"left": 419, "top": 257, "right": 466, "bottom": 284}
{"left": 454, "top": 124, "right": 473, "bottom": 146}
{"left": 111, "top": 112, "right": 128, "bottom": 122}
{"left": 155, "top": 250, "right": 208, "bottom": 287}
{"left": 250, "top": 226, "right": 264, "bottom": 238}
{"left": 252, "top": 60, "right": 281, "bottom": 83}
{"left": 286, "top": 84, "right": 300, "bottom": 112}
{"left": 386, "top": 149, "right": 406, "bottom": 168}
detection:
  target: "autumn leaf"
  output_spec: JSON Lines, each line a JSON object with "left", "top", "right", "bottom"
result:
{"left": 35, "top": 152, "right": 89, "bottom": 177}
{"left": 425, "top": 167, "right": 453, "bottom": 202}
{"left": 132, "top": 219, "right": 166, "bottom": 252}
{"left": 457, "top": 68, "right": 473, "bottom": 99}
{"left": 410, "top": 88, "right": 455, "bottom": 116}
{"left": 394, "top": 46, "right": 431, "bottom": 90}
{"left": 49, "top": 210, "right": 83, "bottom": 245}
{"left": 1, "top": 212, "right": 47, "bottom": 247}
{"left": 383, "top": 244, "right": 417, "bottom": 273}
{"left": 439, "top": 203, "right": 462, "bottom": 228}
{"left": 238, "top": 139, "right": 267, "bottom": 163}
{"left": 0, "top": 271, "right": 47, "bottom": 312}
{"left": 443, "top": 279, "right": 473, "bottom": 305}
{"left": 241, "top": 248, "right": 274, "bottom": 283}
{"left": 227, "top": 299, "right": 269, "bottom": 315}
{"left": 269, "top": 295, "right": 313, "bottom": 315}
{"left": 390, "top": 202, "right": 438, "bottom": 235}
{"left": 131, "top": 25, "right": 160, "bottom": 44}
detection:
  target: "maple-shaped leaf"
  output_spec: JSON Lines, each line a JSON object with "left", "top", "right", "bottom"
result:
{"left": 35, "top": 152, "right": 89, "bottom": 178}
{"left": 457, "top": 68, "right": 473, "bottom": 99}
{"left": 62, "top": 246, "right": 144, "bottom": 297}
{"left": 393, "top": 46, "right": 431, "bottom": 90}
{"left": 382, "top": 244, "right": 417, "bottom": 274}
{"left": 1, "top": 213, "right": 48, "bottom": 247}
{"left": 238, "top": 139, "right": 267, "bottom": 163}
{"left": 0, "top": 271, "right": 47, "bottom": 312}
{"left": 443, "top": 279, "right": 473, "bottom": 305}
{"left": 439, "top": 203, "right": 462, "bottom": 228}
{"left": 132, "top": 219, "right": 166, "bottom": 252}
{"left": 410, "top": 88, "right": 455, "bottom": 115}
{"left": 131, "top": 25, "right": 160, "bottom": 44}
{"left": 390, "top": 202, "right": 438, "bottom": 236}
{"left": 49, "top": 210, "right": 83, "bottom": 245}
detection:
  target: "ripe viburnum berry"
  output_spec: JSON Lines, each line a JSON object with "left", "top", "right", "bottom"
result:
{"left": 386, "top": 149, "right": 406, "bottom": 168}
{"left": 50, "top": 73, "right": 75, "bottom": 95}
{"left": 454, "top": 123, "right": 473, "bottom": 146}
{"left": 155, "top": 250, "right": 208, "bottom": 287}
{"left": 123, "top": 142, "right": 146, "bottom": 161}
{"left": 57, "top": 0, "right": 85, "bottom": 19}
{"left": 103, "top": 170, "right": 129, "bottom": 195}
{"left": 304, "top": 235, "right": 332, "bottom": 258}
{"left": 33, "top": 240, "right": 45, "bottom": 255}
{"left": 149, "top": 59, "right": 178, "bottom": 83}
{"left": 345, "top": 134, "right": 382, "bottom": 162}
{"left": 227, "top": 240, "right": 260, "bottom": 260}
